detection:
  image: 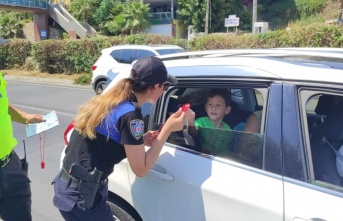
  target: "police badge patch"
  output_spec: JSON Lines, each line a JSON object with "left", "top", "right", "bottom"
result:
{"left": 130, "top": 120, "right": 144, "bottom": 140}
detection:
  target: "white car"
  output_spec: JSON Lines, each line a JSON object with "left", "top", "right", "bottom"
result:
{"left": 63, "top": 49, "right": 343, "bottom": 221}
{"left": 91, "top": 44, "right": 185, "bottom": 94}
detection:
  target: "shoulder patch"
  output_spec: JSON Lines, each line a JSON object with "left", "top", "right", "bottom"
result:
{"left": 130, "top": 119, "right": 144, "bottom": 140}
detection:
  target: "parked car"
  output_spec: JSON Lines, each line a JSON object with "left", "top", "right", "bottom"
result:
{"left": 63, "top": 49, "right": 343, "bottom": 221}
{"left": 91, "top": 44, "right": 185, "bottom": 94}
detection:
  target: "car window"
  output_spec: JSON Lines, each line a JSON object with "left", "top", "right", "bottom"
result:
{"left": 302, "top": 92, "right": 343, "bottom": 189}
{"left": 110, "top": 50, "right": 122, "bottom": 62}
{"left": 155, "top": 48, "right": 185, "bottom": 55}
{"left": 152, "top": 86, "right": 267, "bottom": 169}
{"left": 137, "top": 50, "right": 156, "bottom": 58}
{"left": 120, "top": 49, "right": 136, "bottom": 64}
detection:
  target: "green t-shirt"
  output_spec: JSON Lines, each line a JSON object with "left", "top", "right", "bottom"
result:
{"left": 195, "top": 117, "right": 232, "bottom": 156}
{"left": 0, "top": 73, "right": 17, "bottom": 158}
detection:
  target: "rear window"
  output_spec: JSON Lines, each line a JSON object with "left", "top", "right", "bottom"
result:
{"left": 156, "top": 48, "right": 185, "bottom": 55}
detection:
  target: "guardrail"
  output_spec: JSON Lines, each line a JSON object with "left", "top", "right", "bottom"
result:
{"left": 0, "top": 0, "right": 47, "bottom": 9}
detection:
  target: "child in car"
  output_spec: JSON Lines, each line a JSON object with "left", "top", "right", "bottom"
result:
{"left": 186, "top": 89, "right": 233, "bottom": 155}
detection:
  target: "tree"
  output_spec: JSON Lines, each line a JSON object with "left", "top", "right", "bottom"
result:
{"left": 69, "top": 0, "right": 96, "bottom": 22}
{"left": 0, "top": 11, "right": 25, "bottom": 38}
{"left": 294, "top": 0, "right": 326, "bottom": 18}
{"left": 94, "top": 0, "right": 124, "bottom": 35}
{"left": 106, "top": 0, "right": 150, "bottom": 35}
{"left": 177, "top": 0, "right": 242, "bottom": 33}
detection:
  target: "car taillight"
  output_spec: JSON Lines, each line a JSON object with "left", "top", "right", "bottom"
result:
{"left": 92, "top": 65, "right": 97, "bottom": 71}
{"left": 64, "top": 120, "right": 75, "bottom": 145}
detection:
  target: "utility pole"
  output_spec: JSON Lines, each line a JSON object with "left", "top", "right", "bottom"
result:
{"left": 252, "top": 0, "right": 257, "bottom": 34}
{"left": 205, "top": 0, "right": 209, "bottom": 34}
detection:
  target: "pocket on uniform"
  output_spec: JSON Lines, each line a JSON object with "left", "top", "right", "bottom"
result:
{"left": 53, "top": 175, "right": 79, "bottom": 212}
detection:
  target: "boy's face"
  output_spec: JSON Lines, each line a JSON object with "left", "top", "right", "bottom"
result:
{"left": 205, "top": 95, "right": 231, "bottom": 122}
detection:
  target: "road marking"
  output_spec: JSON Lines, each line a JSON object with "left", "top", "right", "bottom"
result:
{"left": 10, "top": 103, "right": 76, "bottom": 117}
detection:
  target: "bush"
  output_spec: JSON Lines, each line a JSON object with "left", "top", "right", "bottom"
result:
{"left": 0, "top": 39, "right": 31, "bottom": 69}
{"left": 188, "top": 23, "right": 343, "bottom": 50}
{"left": 74, "top": 73, "right": 91, "bottom": 85}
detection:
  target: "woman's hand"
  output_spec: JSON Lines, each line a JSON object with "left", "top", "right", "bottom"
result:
{"left": 163, "top": 108, "right": 185, "bottom": 133}
{"left": 143, "top": 130, "right": 159, "bottom": 147}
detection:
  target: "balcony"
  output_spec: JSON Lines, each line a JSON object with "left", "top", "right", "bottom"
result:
{"left": 148, "top": 12, "right": 177, "bottom": 25}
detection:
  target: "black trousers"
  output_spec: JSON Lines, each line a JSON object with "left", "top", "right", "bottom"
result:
{"left": 0, "top": 151, "right": 31, "bottom": 221}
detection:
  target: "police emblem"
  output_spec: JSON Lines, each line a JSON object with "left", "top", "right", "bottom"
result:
{"left": 130, "top": 120, "right": 144, "bottom": 140}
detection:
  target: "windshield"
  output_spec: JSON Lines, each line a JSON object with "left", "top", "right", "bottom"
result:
{"left": 156, "top": 48, "right": 186, "bottom": 55}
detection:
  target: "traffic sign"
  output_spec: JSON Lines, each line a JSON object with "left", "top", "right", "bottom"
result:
{"left": 225, "top": 17, "right": 239, "bottom": 27}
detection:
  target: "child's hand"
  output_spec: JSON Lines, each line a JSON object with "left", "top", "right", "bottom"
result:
{"left": 185, "top": 108, "right": 195, "bottom": 124}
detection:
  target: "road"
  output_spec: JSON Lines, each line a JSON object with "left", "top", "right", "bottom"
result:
{"left": 7, "top": 79, "right": 94, "bottom": 221}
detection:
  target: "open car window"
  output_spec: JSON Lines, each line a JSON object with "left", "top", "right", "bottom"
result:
{"left": 152, "top": 86, "right": 268, "bottom": 169}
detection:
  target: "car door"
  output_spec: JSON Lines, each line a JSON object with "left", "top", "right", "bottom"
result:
{"left": 283, "top": 83, "right": 343, "bottom": 221}
{"left": 128, "top": 80, "right": 284, "bottom": 221}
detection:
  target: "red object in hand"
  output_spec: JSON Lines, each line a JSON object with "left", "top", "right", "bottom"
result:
{"left": 41, "top": 161, "right": 45, "bottom": 169}
{"left": 181, "top": 104, "right": 191, "bottom": 112}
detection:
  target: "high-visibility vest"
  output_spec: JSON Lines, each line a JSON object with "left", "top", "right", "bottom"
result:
{"left": 0, "top": 73, "right": 17, "bottom": 158}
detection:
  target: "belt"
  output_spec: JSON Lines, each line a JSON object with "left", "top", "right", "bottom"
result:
{"left": 60, "top": 168, "right": 107, "bottom": 188}
{"left": 60, "top": 168, "right": 81, "bottom": 188}
{"left": 0, "top": 151, "right": 13, "bottom": 168}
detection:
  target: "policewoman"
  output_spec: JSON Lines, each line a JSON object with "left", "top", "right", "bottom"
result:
{"left": 53, "top": 56, "right": 185, "bottom": 221}
{"left": 0, "top": 41, "right": 45, "bottom": 220}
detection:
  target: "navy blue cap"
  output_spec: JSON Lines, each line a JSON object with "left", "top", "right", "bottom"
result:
{"left": 131, "top": 56, "right": 177, "bottom": 87}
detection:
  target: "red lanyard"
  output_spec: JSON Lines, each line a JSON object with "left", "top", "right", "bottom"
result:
{"left": 39, "top": 132, "right": 45, "bottom": 169}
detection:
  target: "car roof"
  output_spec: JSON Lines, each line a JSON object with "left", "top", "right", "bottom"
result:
{"left": 102, "top": 44, "right": 183, "bottom": 54}
{"left": 103, "top": 48, "right": 343, "bottom": 93}
{"left": 163, "top": 56, "right": 343, "bottom": 84}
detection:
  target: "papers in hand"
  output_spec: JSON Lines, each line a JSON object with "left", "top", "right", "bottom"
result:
{"left": 26, "top": 111, "right": 59, "bottom": 137}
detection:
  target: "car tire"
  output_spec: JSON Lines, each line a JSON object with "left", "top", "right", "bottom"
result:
{"left": 95, "top": 80, "right": 107, "bottom": 94}
{"left": 107, "top": 196, "right": 142, "bottom": 221}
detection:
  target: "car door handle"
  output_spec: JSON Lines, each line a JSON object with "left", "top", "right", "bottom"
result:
{"left": 150, "top": 164, "right": 174, "bottom": 181}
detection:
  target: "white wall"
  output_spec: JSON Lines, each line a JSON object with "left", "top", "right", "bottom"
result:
{"left": 144, "top": 24, "right": 172, "bottom": 36}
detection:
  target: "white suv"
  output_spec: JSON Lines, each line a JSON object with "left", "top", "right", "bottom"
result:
{"left": 91, "top": 44, "right": 185, "bottom": 94}
{"left": 63, "top": 49, "right": 343, "bottom": 221}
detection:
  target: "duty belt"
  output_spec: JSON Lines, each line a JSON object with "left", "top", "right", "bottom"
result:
{"left": 0, "top": 150, "right": 13, "bottom": 168}
{"left": 60, "top": 168, "right": 107, "bottom": 188}
{"left": 60, "top": 168, "right": 81, "bottom": 188}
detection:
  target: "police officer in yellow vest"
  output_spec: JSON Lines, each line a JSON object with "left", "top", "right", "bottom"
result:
{"left": 0, "top": 38, "right": 45, "bottom": 221}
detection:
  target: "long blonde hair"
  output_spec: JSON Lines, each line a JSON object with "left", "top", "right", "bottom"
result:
{"left": 75, "top": 78, "right": 133, "bottom": 139}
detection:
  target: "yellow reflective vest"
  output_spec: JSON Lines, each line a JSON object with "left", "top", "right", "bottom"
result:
{"left": 0, "top": 73, "right": 17, "bottom": 158}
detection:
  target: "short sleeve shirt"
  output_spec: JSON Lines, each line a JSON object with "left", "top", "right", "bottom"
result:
{"left": 195, "top": 117, "right": 232, "bottom": 156}
{"left": 63, "top": 100, "right": 144, "bottom": 180}
{"left": 96, "top": 101, "right": 144, "bottom": 145}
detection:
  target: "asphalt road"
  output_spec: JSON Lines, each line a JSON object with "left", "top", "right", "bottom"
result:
{"left": 6, "top": 78, "right": 94, "bottom": 221}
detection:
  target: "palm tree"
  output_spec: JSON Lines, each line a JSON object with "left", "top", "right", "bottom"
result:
{"left": 0, "top": 12, "right": 25, "bottom": 38}
{"left": 69, "top": 0, "right": 96, "bottom": 22}
{"left": 114, "top": 0, "right": 150, "bottom": 35}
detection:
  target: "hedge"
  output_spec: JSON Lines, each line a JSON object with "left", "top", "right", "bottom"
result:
{"left": 1, "top": 23, "right": 342, "bottom": 74}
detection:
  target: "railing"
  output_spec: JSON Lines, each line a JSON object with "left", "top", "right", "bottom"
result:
{"left": 47, "top": 3, "right": 87, "bottom": 38}
{"left": 148, "top": 12, "right": 177, "bottom": 25}
{"left": 0, "top": 0, "right": 48, "bottom": 9}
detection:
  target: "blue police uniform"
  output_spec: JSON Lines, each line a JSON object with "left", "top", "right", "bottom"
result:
{"left": 52, "top": 100, "right": 144, "bottom": 221}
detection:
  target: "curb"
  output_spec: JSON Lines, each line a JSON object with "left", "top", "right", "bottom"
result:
{"left": 4, "top": 74, "right": 92, "bottom": 89}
